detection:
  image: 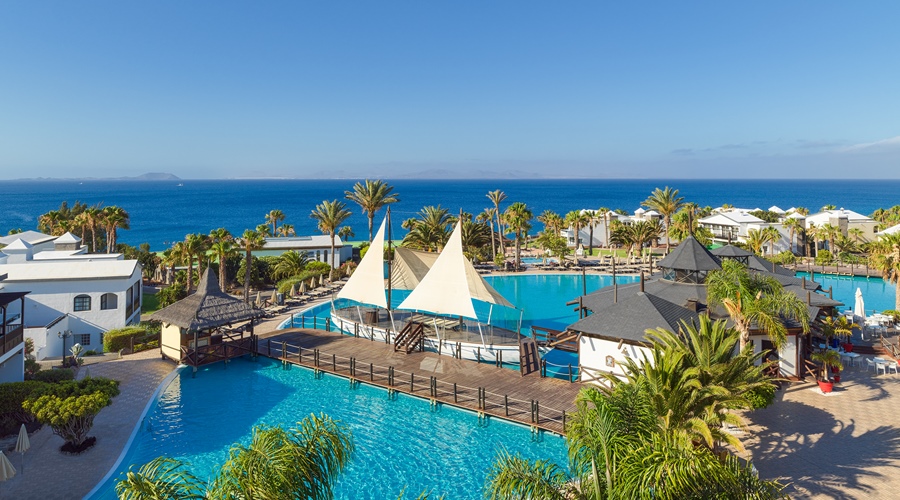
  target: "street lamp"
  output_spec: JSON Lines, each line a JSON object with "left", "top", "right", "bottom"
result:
{"left": 58, "top": 329, "right": 73, "bottom": 367}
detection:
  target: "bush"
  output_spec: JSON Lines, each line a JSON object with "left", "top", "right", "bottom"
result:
{"left": 24, "top": 391, "right": 112, "bottom": 449}
{"left": 0, "top": 380, "right": 50, "bottom": 423}
{"left": 24, "top": 358, "right": 41, "bottom": 379}
{"left": 276, "top": 267, "right": 332, "bottom": 294}
{"left": 747, "top": 384, "right": 777, "bottom": 410}
{"left": 306, "top": 261, "right": 330, "bottom": 274}
{"left": 103, "top": 326, "right": 148, "bottom": 353}
{"left": 32, "top": 369, "right": 76, "bottom": 384}
{"left": 83, "top": 350, "right": 98, "bottom": 356}
{"left": 771, "top": 251, "right": 796, "bottom": 265}
{"left": 157, "top": 282, "right": 187, "bottom": 308}
{"left": 815, "top": 250, "right": 834, "bottom": 266}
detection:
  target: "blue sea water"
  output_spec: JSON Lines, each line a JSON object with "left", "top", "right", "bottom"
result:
{"left": 90, "top": 357, "right": 568, "bottom": 500}
{"left": 2, "top": 178, "right": 899, "bottom": 250}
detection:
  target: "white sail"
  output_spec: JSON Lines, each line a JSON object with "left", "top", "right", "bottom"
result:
{"left": 337, "top": 218, "right": 387, "bottom": 308}
{"left": 398, "top": 221, "right": 512, "bottom": 319}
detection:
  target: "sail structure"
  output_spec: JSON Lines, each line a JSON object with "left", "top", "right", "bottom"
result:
{"left": 398, "top": 221, "right": 513, "bottom": 320}
{"left": 391, "top": 247, "right": 438, "bottom": 291}
{"left": 337, "top": 218, "right": 388, "bottom": 309}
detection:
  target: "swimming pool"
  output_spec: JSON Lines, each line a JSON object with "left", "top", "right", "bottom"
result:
{"left": 796, "top": 272, "right": 897, "bottom": 314}
{"left": 90, "top": 358, "right": 567, "bottom": 499}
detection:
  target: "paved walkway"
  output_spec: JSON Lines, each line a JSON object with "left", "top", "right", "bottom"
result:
{"left": 744, "top": 364, "right": 900, "bottom": 498}
{"left": 2, "top": 350, "right": 175, "bottom": 500}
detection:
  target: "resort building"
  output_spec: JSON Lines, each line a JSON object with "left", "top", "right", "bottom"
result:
{"left": 0, "top": 230, "right": 57, "bottom": 253}
{"left": 568, "top": 237, "right": 841, "bottom": 384}
{"left": 0, "top": 233, "right": 142, "bottom": 360}
{"left": 698, "top": 210, "right": 792, "bottom": 254}
{"left": 574, "top": 208, "right": 664, "bottom": 248}
{"left": 877, "top": 223, "right": 900, "bottom": 238}
{"left": 805, "top": 209, "right": 879, "bottom": 250}
{"left": 257, "top": 235, "right": 352, "bottom": 268}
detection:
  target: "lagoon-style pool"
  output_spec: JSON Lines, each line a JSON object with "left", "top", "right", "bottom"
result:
{"left": 796, "top": 272, "right": 897, "bottom": 314}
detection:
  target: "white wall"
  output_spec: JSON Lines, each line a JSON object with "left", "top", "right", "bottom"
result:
{"left": 0, "top": 349, "right": 24, "bottom": 383}
{"left": 579, "top": 335, "right": 651, "bottom": 383}
{"left": 160, "top": 323, "right": 183, "bottom": 362}
{"left": 751, "top": 333, "right": 798, "bottom": 378}
{"left": 24, "top": 315, "right": 70, "bottom": 361}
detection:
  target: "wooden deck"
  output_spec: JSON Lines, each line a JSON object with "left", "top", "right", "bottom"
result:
{"left": 260, "top": 328, "right": 583, "bottom": 435}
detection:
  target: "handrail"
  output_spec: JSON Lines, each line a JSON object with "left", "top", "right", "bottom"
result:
{"left": 268, "top": 339, "right": 573, "bottom": 432}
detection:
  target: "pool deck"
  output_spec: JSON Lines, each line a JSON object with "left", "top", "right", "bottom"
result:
{"left": 259, "top": 328, "right": 582, "bottom": 434}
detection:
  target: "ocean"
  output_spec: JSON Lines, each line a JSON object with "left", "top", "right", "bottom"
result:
{"left": 1, "top": 178, "right": 899, "bottom": 250}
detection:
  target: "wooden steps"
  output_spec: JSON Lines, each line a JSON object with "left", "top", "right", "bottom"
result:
{"left": 394, "top": 321, "right": 426, "bottom": 354}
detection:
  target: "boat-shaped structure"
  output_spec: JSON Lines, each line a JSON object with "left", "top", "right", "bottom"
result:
{"left": 330, "top": 218, "right": 524, "bottom": 363}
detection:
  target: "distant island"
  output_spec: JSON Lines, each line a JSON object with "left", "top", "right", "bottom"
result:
{"left": 7, "top": 172, "right": 181, "bottom": 182}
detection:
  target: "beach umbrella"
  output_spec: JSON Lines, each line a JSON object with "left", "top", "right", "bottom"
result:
{"left": 308, "top": 277, "right": 316, "bottom": 289}
{"left": 318, "top": 274, "right": 325, "bottom": 287}
{"left": 15, "top": 424, "right": 29, "bottom": 474}
{"left": 270, "top": 289, "right": 278, "bottom": 305}
{"left": 300, "top": 281, "right": 308, "bottom": 294}
{"left": 854, "top": 287, "right": 866, "bottom": 327}
{"left": 255, "top": 291, "right": 262, "bottom": 307}
{"left": 0, "top": 451, "right": 15, "bottom": 481}
{"left": 289, "top": 283, "right": 298, "bottom": 298}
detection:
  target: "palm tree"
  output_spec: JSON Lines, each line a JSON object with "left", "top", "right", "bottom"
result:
{"left": 273, "top": 250, "right": 310, "bottom": 279}
{"left": 278, "top": 223, "right": 296, "bottom": 237}
{"left": 763, "top": 226, "right": 781, "bottom": 258}
{"left": 583, "top": 210, "right": 598, "bottom": 256}
{"left": 597, "top": 207, "right": 611, "bottom": 249}
{"left": 115, "top": 414, "right": 353, "bottom": 500}
{"left": 256, "top": 223, "right": 272, "bottom": 237}
{"left": 818, "top": 223, "right": 841, "bottom": 254}
{"left": 82, "top": 206, "right": 102, "bottom": 253}
{"left": 745, "top": 229, "right": 766, "bottom": 255}
{"left": 237, "top": 229, "right": 266, "bottom": 302}
{"left": 310, "top": 200, "right": 352, "bottom": 271}
{"left": 208, "top": 228, "right": 236, "bottom": 289}
{"left": 783, "top": 216, "right": 804, "bottom": 255}
{"left": 182, "top": 233, "right": 209, "bottom": 292}
{"left": 628, "top": 220, "right": 662, "bottom": 256}
{"left": 265, "top": 209, "right": 286, "bottom": 236}
{"left": 564, "top": 210, "right": 590, "bottom": 252}
{"left": 707, "top": 258, "right": 811, "bottom": 352}
{"left": 401, "top": 205, "right": 452, "bottom": 252}
{"left": 345, "top": 179, "right": 399, "bottom": 242}
{"left": 870, "top": 233, "right": 900, "bottom": 311}
{"left": 476, "top": 208, "right": 497, "bottom": 260}
{"left": 503, "top": 202, "right": 532, "bottom": 271}
{"left": 487, "top": 190, "right": 508, "bottom": 256}
{"left": 102, "top": 206, "right": 130, "bottom": 253}
{"left": 338, "top": 226, "right": 354, "bottom": 242}
{"left": 643, "top": 186, "right": 684, "bottom": 251}
{"left": 848, "top": 227, "right": 866, "bottom": 245}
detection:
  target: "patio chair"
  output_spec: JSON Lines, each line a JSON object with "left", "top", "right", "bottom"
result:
{"left": 888, "top": 362, "right": 899, "bottom": 375}
{"left": 866, "top": 358, "right": 878, "bottom": 373}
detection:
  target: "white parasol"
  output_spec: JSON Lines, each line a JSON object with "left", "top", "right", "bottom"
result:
{"left": 854, "top": 287, "right": 866, "bottom": 326}
{"left": 0, "top": 451, "right": 15, "bottom": 481}
{"left": 15, "top": 424, "right": 29, "bottom": 474}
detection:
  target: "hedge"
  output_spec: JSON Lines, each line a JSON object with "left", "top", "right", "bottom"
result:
{"left": 32, "top": 369, "right": 76, "bottom": 384}
{"left": 0, "top": 380, "right": 50, "bottom": 423}
{"left": 103, "top": 326, "right": 148, "bottom": 353}
{"left": 276, "top": 269, "right": 331, "bottom": 294}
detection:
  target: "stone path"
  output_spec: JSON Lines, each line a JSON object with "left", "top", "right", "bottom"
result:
{"left": 744, "top": 364, "right": 900, "bottom": 498}
{"left": 2, "top": 350, "right": 175, "bottom": 500}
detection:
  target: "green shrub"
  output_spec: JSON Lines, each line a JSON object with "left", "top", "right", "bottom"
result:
{"left": 83, "top": 350, "right": 98, "bottom": 356}
{"left": 0, "top": 380, "right": 50, "bottom": 423}
{"left": 24, "top": 358, "right": 41, "bottom": 379}
{"left": 103, "top": 326, "right": 148, "bottom": 353}
{"left": 771, "top": 251, "right": 796, "bottom": 265}
{"left": 747, "top": 384, "right": 777, "bottom": 410}
{"left": 276, "top": 267, "right": 332, "bottom": 294}
{"left": 156, "top": 282, "right": 187, "bottom": 308}
{"left": 883, "top": 310, "right": 900, "bottom": 323}
{"left": 815, "top": 250, "right": 834, "bottom": 266}
{"left": 32, "top": 369, "right": 76, "bottom": 384}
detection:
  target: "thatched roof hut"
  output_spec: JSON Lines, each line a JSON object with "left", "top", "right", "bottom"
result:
{"left": 150, "top": 268, "right": 263, "bottom": 331}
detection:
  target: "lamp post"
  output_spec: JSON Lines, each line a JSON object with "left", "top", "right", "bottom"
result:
{"left": 58, "top": 329, "right": 73, "bottom": 367}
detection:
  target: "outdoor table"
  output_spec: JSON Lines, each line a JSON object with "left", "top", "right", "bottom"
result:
{"left": 873, "top": 357, "right": 891, "bottom": 374}
{"left": 841, "top": 352, "right": 861, "bottom": 367}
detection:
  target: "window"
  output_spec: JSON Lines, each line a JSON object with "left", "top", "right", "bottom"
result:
{"left": 100, "top": 293, "right": 118, "bottom": 310}
{"left": 78, "top": 334, "right": 91, "bottom": 346}
{"left": 74, "top": 295, "right": 91, "bottom": 311}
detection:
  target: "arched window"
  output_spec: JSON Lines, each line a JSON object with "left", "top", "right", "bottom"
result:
{"left": 100, "top": 293, "right": 118, "bottom": 310}
{"left": 74, "top": 294, "right": 91, "bottom": 312}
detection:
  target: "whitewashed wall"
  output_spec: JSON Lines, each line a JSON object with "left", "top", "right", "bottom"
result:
{"left": 579, "top": 336, "right": 652, "bottom": 383}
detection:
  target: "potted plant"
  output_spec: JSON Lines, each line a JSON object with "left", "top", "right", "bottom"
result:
{"left": 811, "top": 349, "right": 842, "bottom": 393}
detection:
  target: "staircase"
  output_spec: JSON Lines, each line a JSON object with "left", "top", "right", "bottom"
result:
{"left": 520, "top": 338, "right": 540, "bottom": 376}
{"left": 394, "top": 321, "right": 426, "bottom": 354}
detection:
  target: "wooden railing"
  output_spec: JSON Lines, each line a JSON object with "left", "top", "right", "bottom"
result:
{"left": 881, "top": 335, "right": 900, "bottom": 359}
{"left": 180, "top": 337, "right": 254, "bottom": 367}
{"left": 531, "top": 326, "right": 577, "bottom": 352}
{"left": 0, "top": 324, "right": 24, "bottom": 357}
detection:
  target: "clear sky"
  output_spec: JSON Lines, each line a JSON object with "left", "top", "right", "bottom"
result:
{"left": 1, "top": 1, "right": 898, "bottom": 179}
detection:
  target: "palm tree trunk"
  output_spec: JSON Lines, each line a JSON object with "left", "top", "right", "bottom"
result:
{"left": 91, "top": 226, "right": 97, "bottom": 254}
{"left": 244, "top": 251, "right": 252, "bottom": 302}
{"left": 489, "top": 219, "right": 496, "bottom": 260}
{"left": 495, "top": 210, "right": 505, "bottom": 256}
{"left": 219, "top": 252, "right": 227, "bottom": 290}
{"left": 515, "top": 233, "right": 522, "bottom": 271}
{"left": 588, "top": 224, "right": 594, "bottom": 256}
{"left": 330, "top": 234, "right": 336, "bottom": 271}
{"left": 187, "top": 255, "right": 194, "bottom": 292}
{"left": 368, "top": 213, "right": 375, "bottom": 242}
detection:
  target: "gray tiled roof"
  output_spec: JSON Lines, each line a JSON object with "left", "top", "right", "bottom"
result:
{"left": 711, "top": 245, "right": 754, "bottom": 258}
{"left": 569, "top": 291, "right": 700, "bottom": 343}
{"left": 656, "top": 236, "right": 722, "bottom": 272}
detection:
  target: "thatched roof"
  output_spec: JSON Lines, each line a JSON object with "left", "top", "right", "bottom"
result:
{"left": 149, "top": 268, "right": 264, "bottom": 330}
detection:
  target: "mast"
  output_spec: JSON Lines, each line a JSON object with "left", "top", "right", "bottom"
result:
{"left": 387, "top": 206, "right": 392, "bottom": 311}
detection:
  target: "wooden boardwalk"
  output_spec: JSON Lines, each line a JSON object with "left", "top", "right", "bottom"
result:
{"left": 260, "top": 328, "right": 583, "bottom": 434}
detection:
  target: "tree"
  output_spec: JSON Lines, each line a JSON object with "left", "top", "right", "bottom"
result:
{"left": 265, "top": 209, "right": 286, "bottom": 236}
{"left": 401, "top": 206, "right": 452, "bottom": 252}
{"left": 208, "top": 228, "right": 236, "bottom": 289}
{"left": 707, "top": 258, "right": 810, "bottom": 352}
{"left": 763, "top": 227, "right": 782, "bottom": 258}
{"left": 102, "top": 206, "right": 130, "bottom": 253}
{"left": 338, "top": 225, "right": 354, "bottom": 242}
{"left": 745, "top": 229, "right": 766, "bottom": 255}
{"left": 345, "top": 179, "right": 399, "bottom": 242}
{"left": 237, "top": 229, "right": 267, "bottom": 302}
{"left": 870, "top": 233, "right": 900, "bottom": 311}
{"left": 458, "top": 214, "right": 492, "bottom": 261}
{"left": 310, "top": 200, "right": 352, "bottom": 270}
{"left": 273, "top": 250, "right": 310, "bottom": 279}
{"left": 278, "top": 223, "right": 296, "bottom": 237}
{"left": 477, "top": 208, "right": 498, "bottom": 261}
{"left": 182, "top": 233, "right": 209, "bottom": 292}
{"left": 584, "top": 210, "right": 598, "bottom": 256}
{"left": 487, "top": 190, "right": 508, "bottom": 255}
{"left": 256, "top": 223, "right": 272, "bottom": 237}
{"left": 116, "top": 414, "right": 353, "bottom": 500}
{"left": 818, "top": 223, "right": 841, "bottom": 254}
{"left": 643, "top": 186, "right": 684, "bottom": 250}
{"left": 23, "top": 377, "right": 120, "bottom": 450}
{"left": 564, "top": 210, "right": 590, "bottom": 252}
{"left": 83, "top": 206, "right": 103, "bottom": 253}
{"left": 533, "top": 231, "right": 568, "bottom": 260}
{"left": 783, "top": 216, "right": 805, "bottom": 255}
{"left": 503, "top": 202, "right": 532, "bottom": 271}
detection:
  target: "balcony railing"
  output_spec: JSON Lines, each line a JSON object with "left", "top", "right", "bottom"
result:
{"left": 0, "top": 324, "right": 24, "bottom": 357}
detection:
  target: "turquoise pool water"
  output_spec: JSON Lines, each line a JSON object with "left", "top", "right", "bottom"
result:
{"left": 797, "top": 273, "right": 898, "bottom": 314}
{"left": 91, "top": 358, "right": 567, "bottom": 499}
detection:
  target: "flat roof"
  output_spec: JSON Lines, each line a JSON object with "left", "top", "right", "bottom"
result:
{"left": 0, "top": 260, "right": 140, "bottom": 281}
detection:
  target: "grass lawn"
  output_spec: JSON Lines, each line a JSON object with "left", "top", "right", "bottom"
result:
{"left": 141, "top": 292, "right": 161, "bottom": 314}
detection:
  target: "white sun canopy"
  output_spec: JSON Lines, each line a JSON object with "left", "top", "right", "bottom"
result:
{"left": 337, "top": 218, "right": 388, "bottom": 309}
{"left": 391, "top": 247, "right": 438, "bottom": 291}
{"left": 398, "top": 221, "right": 513, "bottom": 320}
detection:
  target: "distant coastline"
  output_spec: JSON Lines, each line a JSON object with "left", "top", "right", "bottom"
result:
{"left": 8, "top": 172, "right": 181, "bottom": 182}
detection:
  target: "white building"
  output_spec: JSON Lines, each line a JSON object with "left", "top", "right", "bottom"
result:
{"left": 0, "top": 283, "right": 27, "bottom": 383}
{"left": 257, "top": 235, "right": 352, "bottom": 268}
{"left": 878, "top": 223, "right": 900, "bottom": 238}
{"left": 805, "top": 209, "right": 879, "bottom": 249}
{"left": 571, "top": 209, "right": 663, "bottom": 248}
{"left": 0, "top": 233, "right": 142, "bottom": 361}
{"left": 698, "top": 210, "right": 791, "bottom": 254}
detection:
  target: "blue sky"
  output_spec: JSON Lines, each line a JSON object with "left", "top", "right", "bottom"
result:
{"left": 1, "top": 1, "right": 898, "bottom": 179}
